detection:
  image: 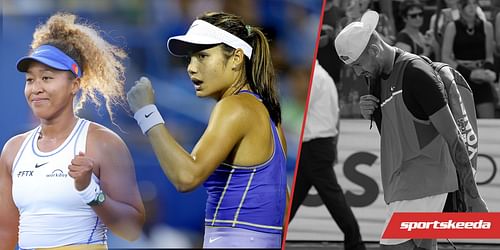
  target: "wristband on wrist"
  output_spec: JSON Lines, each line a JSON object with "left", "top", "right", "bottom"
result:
{"left": 76, "top": 178, "right": 101, "bottom": 204}
{"left": 133, "top": 104, "right": 165, "bottom": 134}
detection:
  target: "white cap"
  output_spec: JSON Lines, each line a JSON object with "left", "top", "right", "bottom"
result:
{"left": 167, "top": 19, "right": 253, "bottom": 59}
{"left": 335, "top": 10, "right": 379, "bottom": 64}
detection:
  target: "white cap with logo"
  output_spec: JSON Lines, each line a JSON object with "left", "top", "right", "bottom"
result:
{"left": 335, "top": 10, "right": 379, "bottom": 65}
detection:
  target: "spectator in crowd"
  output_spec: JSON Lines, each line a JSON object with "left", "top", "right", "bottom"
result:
{"left": 339, "top": 0, "right": 395, "bottom": 44}
{"left": 318, "top": 0, "right": 346, "bottom": 83}
{"left": 429, "top": 0, "right": 487, "bottom": 60}
{"left": 442, "top": 0, "right": 497, "bottom": 118}
{"left": 395, "top": 0, "right": 439, "bottom": 59}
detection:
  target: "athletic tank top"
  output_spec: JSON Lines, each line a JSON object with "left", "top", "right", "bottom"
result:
{"left": 12, "top": 118, "right": 107, "bottom": 248}
{"left": 453, "top": 19, "right": 486, "bottom": 60}
{"left": 203, "top": 90, "right": 287, "bottom": 234}
{"left": 379, "top": 51, "right": 458, "bottom": 203}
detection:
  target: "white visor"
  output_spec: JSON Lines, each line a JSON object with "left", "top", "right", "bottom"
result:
{"left": 167, "top": 19, "right": 253, "bottom": 59}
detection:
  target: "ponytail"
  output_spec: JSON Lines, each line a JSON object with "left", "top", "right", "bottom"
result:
{"left": 246, "top": 26, "right": 281, "bottom": 124}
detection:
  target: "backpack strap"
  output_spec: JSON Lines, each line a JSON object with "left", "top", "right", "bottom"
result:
{"left": 403, "top": 55, "right": 479, "bottom": 212}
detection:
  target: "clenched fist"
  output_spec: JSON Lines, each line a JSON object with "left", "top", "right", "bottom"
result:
{"left": 68, "top": 151, "right": 97, "bottom": 191}
{"left": 359, "top": 95, "right": 379, "bottom": 120}
{"left": 127, "top": 76, "right": 156, "bottom": 113}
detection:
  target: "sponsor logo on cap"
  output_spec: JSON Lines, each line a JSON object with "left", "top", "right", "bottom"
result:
{"left": 72, "top": 63, "right": 79, "bottom": 76}
{"left": 32, "top": 49, "right": 50, "bottom": 56}
{"left": 340, "top": 55, "right": 350, "bottom": 62}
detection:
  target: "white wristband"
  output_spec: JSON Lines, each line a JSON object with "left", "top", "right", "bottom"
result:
{"left": 76, "top": 178, "right": 100, "bottom": 204}
{"left": 133, "top": 104, "right": 165, "bottom": 134}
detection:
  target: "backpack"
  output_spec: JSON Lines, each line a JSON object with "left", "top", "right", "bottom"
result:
{"left": 418, "top": 56, "right": 479, "bottom": 212}
{"left": 419, "top": 56, "right": 479, "bottom": 170}
{"left": 369, "top": 54, "right": 480, "bottom": 212}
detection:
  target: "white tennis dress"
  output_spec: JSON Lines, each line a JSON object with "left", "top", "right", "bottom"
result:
{"left": 12, "top": 118, "right": 106, "bottom": 249}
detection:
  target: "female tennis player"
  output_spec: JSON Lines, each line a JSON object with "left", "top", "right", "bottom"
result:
{"left": 0, "top": 13, "right": 145, "bottom": 250}
{"left": 127, "top": 12, "right": 288, "bottom": 248}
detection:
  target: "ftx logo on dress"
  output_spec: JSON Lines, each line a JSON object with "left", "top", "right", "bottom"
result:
{"left": 17, "top": 171, "right": 34, "bottom": 177}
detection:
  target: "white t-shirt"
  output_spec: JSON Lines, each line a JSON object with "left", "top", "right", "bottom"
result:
{"left": 303, "top": 61, "right": 339, "bottom": 142}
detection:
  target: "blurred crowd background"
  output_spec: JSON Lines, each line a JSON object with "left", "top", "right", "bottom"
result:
{"left": 320, "top": 0, "right": 500, "bottom": 119}
{"left": 0, "top": 0, "right": 322, "bottom": 248}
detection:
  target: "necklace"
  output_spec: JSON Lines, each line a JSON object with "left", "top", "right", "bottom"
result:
{"left": 466, "top": 26, "right": 475, "bottom": 36}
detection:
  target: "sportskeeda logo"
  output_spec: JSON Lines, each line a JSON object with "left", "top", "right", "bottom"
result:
{"left": 400, "top": 220, "right": 491, "bottom": 231}
{"left": 383, "top": 212, "right": 500, "bottom": 238}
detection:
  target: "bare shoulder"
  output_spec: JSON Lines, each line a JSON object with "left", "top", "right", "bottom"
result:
{"left": 1, "top": 132, "right": 31, "bottom": 171}
{"left": 88, "top": 122, "right": 125, "bottom": 143}
{"left": 216, "top": 94, "right": 254, "bottom": 111}
{"left": 86, "top": 122, "right": 129, "bottom": 154}
{"left": 212, "top": 94, "right": 256, "bottom": 122}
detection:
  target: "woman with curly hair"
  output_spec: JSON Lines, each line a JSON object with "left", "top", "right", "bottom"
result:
{"left": 0, "top": 13, "right": 145, "bottom": 250}
{"left": 127, "top": 12, "right": 287, "bottom": 248}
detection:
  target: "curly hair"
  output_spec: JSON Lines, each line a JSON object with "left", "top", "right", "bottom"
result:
{"left": 30, "top": 12, "right": 127, "bottom": 119}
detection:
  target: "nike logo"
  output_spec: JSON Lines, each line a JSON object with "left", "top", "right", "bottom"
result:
{"left": 35, "top": 162, "right": 48, "bottom": 168}
{"left": 208, "top": 236, "right": 222, "bottom": 243}
{"left": 33, "top": 49, "right": 50, "bottom": 55}
{"left": 145, "top": 112, "right": 154, "bottom": 118}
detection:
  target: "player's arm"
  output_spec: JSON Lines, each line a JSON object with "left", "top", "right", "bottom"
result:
{"left": 0, "top": 135, "right": 24, "bottom": 250}
{"left": 428, "top": 107, "right": 487, "bottom": 212}
{"left": 85, "top": 127, "right": 146, "bottom": 241}
{"left": 146, "top": 96, "right": 250, "bottom": 192}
